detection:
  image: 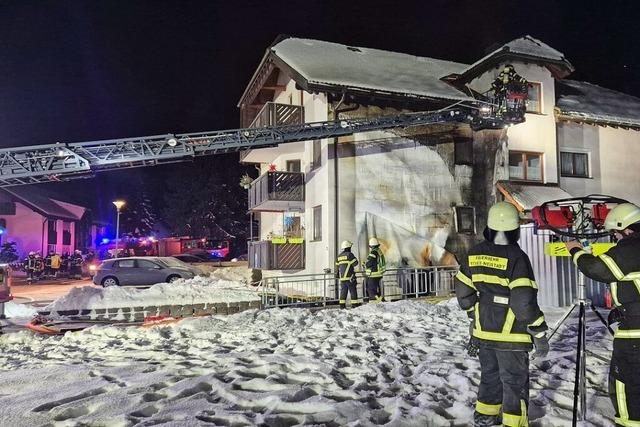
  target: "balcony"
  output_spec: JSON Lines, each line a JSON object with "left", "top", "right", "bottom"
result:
{"left": 248, "top": 239, "right": 305, "bottom": 270}
{"left": 248, "top": 171, "right": 305, "bottom": 212}
{"left": 240, "top": 102, "right": 305, "bottom": 163}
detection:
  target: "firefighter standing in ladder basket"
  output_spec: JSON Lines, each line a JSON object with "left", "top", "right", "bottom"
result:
{"left": 455, "top": 202, "right": 549, "bottom": 426}
{"left": 566, "top": 203, "right": 640, "bottom": 426}
{"left": 491, "top": 64, "right": 528, "bottom": 123}
{"left": 335, "top": 240, "right": 361, "bottom": 309}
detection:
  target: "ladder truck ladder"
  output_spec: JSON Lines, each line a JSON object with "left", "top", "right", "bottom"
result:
{"left": 0, "top": 103, "right": 512, "bottom": 187}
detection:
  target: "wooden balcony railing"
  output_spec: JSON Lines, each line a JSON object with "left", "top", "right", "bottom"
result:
{"left": 248, "top": 239, "right": 305, "bottom": 270}
{"left": 248, "top": 171, "right": 304, "bottom": 212}
{"left": 249, "top": 102, "right": 304, "bottom": 129}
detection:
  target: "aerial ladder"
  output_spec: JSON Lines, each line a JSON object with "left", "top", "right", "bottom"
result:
{"left": 0, "top": 76, "right": 527, "bottom": 187}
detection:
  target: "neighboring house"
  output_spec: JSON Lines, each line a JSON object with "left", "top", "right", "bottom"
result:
{"left": 0, "top": 187, "right": 108, "bottom": 257}
{"left": 238, "top": 35, "right": 640, "bottom": 304}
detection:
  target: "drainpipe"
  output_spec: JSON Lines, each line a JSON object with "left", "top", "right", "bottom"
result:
{"left": 332, "top": 92, "right": 359, "bottom": 264}
{"left": 41, "top": 218, "right": 47, "bottom": 254}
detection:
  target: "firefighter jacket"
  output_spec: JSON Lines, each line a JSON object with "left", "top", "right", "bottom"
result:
{"left": 23, "top": 256, "right": 36, "bottom": 271}
{"left": 50, "top": 254, "right": 61, "bottom": 269}
{"left": 570, "top": 233, "right": 640, "bottom": 342}
{"left": 456, "top": 240, "right": 547, "bottom": 351}
{"left": 365, "top": 247, "right": 386, "bottom": 278}
{"left": 70, "top": 254, "right": 84, "bottom": 266}
{"left": 336, "top": 250, "right": 358, "bottom": 282}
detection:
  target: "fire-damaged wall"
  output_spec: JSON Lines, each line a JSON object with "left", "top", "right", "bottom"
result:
{"left": 334, "top": 106, "right": 507, "bottom": 268}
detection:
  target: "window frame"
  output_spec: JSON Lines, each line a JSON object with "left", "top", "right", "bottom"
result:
{"left": 62, "top": 221, "right": 72, "bottom": 245}
{"left": 526, "top": 82, "right": 542, "bottom": 114}
{"left": 311, "top": 140, "right": 322, "bottom": 170}
{"left": 312, "top": 205, "right": 322, "bottom": 241}
{"left": 454, "top": 139, "right": 474, "bottom": 166}
{"left": 47, "top": 219, "right": 57, "bottom": 245}
{"left": 560, "top": 151, "right": 590, "bottom": 178}
{"left": 286, "top": 159, "right": 301, "bottom": 173}
{"left": 508, "top": 151, "right": 544, "bottom": 182}
{"left": 455, "top": 206, "right": 476, "bottom": 234}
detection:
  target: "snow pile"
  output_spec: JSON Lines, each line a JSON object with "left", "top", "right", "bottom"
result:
{"left": 0, "top": 299, "right": 617, "bottom": 426}
{"left": 44, "top": 268, "right": 259, "bottom": 312}
{"left": 3, "top": 301, "right": 37, "bottom": 318}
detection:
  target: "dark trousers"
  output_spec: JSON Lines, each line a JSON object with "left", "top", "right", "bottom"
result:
{"left": 610, "top": 338, "right": 640, "bottom": 426}
{"left": 339, "top": 279, "right": 358, "bottom": 306}
{"left": 476, "top": 348, "right": 529, "bottom": 425}
{"left": 365, "top": 277, "right": 382, "bottom": 302}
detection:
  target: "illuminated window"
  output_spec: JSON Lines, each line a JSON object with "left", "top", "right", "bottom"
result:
{"left": 509, "top": 151, "right": 543, "bottom": 181}
{"left": 526, "top": 82, "right": 542, "bottom": 113}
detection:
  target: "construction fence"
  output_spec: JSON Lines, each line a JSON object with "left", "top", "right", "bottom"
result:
{"left": 258, "top": 266, "right": 458, "bottom": 308}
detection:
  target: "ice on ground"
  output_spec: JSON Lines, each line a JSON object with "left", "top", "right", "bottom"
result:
{"left": 0, "top": 299, "right": 616, "bottom": 426}
{"left": 3, "top": 301, "right": 38, "bottom": 318}
{"left": 44, "top": 267, "right": 259, "bottom": 312}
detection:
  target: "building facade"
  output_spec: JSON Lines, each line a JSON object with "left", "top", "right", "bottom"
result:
{"left": 238, "top": 35, "right": 640, "bottom": 300}
{"left": 0, "top": 187, "right": 107, "bottom": 257}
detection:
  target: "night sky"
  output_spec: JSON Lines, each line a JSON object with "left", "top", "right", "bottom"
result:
{"left": 1, "top": 0, "right": 639, "bottom": 219}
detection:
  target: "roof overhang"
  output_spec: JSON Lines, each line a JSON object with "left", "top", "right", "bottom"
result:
{"left": 497, "top": 181, "right": 573, "bottom": 214}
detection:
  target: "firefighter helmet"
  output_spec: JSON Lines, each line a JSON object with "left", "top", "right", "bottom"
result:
{"left": 28, "top": 251, "right": 35, "bottom": 256}
{"left": 340, "top": 240, "right": 353, "bottom": 250}
{"left": 604, "top": 203, "right": 640, "bottom": 231}
{"left": 369, "top": 237, "right": 380, "bottom": 247}
{"left": 487, "top": 202, "right": 520, "bottom": 231}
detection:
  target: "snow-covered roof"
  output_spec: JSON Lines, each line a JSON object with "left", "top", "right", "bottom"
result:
{"left": 556, "top": 80, "right": 640, "bottom": 128}
{"left": 456, "top": 35, "right": 574, "bottom": 81}
{"left": 497, "top": 181, "right": 573, "bottom": 212}
{"left": 270, "top": 37, "right": 473, "bottom": 102}
{"left": 2, "top": 187, "right": 84, "bottom": 220}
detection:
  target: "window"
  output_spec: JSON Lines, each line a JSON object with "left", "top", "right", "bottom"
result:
{"left": 561, "top": 152, "right": 589, "bottom": 178}
{"left": 526, "top": 82, "right": 541, "bottom": 113}
{"left": 0, "top": 202, "right": 16, "bottom": 215}
{"left": 454, "top": 139, "right": 473, "bottom": 165}
{"left": 47, "top": 220, "right": 57, "bottom": 245}
{"left": 455, "top": 206, "right": 476, "bottom": 234}
{"left": 311, "top": 140, "right": 322, "bottom": 170}
{"left": 286, "top": 160, "right": 301, "bottom": 173}
{"left": 47, "top": 244, "right": 56, "bottom": 254}
{"left": 509, "top": 151, "right": 542, "bottom": 181}
{"left": 62, "top": 221, "right": 72, "bottom": 245}
{"left": 137, "top": 259, "right": 161, "bottom": 269}
{"left": 116, "top": 260, "right": 135, "bottom": 268}
{"left": 312, "top": 205, "right": 322, "bottom": 241}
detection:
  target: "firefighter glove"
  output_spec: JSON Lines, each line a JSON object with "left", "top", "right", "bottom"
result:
{"left": 607, "top": 307, "right": 624, "bottom": 326}
{"left": 465, "top": 338, "right": 479, "bottom": 357}
{"left": 529, "top": 330, "right": 549, "bottom": 360}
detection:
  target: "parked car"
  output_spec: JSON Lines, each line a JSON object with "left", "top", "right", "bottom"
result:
{"left": 93, "top": 257, "right": 202, "bottom": 287}
{"left": 172, "top": 254, "right": 208, "bottom": 264}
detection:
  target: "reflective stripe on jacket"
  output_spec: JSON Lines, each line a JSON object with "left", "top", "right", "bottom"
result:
{"left": 571, "top": 233, "right": 640, "bottom": 340}
{"left": 365, "top": 247, "right": 385, "bottom": 278}
{"left": 455, "top": 240, "right": 547, "bottom": 351}
{"left": 336, "top": 250, "right": 358, "bottom": 282}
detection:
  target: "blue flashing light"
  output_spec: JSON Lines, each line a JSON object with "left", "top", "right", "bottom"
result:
{"left": 101, "top": 238, "right": 110, "bottom": 244}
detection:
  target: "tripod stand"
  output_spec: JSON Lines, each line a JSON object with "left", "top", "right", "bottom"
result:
{"left": 547, "top": 269, "right": 614, "bottom": 425}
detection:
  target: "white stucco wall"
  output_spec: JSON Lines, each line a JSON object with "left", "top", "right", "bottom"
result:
{"left": 557, "top": 122, "right": 640, "bottom": 204}
{"left": 469, "top": 62, "right": 558, "bottom": 183}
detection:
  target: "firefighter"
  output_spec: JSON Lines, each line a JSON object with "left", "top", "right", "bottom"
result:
{"left": 364, "top": 237, "right": 386, "bottom": 303}
{"left": 50, "top": 251, "right": 61, "bottom": 278}
{"left": 23, "top": 252, "right": 37, "bottom": 284}
{"left": 44, "top": 251, "right": 53, "bottom": 278}
{"left": 336, "top": 240, "right": 361, "bottom": 309}
{"left": 34, "top": 253, "right": 45, "bottom": 281}
{"left": 491, "top": 64, "right": 527, "bottom": 117}
{"left": 566, "top": 202, "right": 640, "bottom": 426}
{"left": 455, "top": 202, "right": 548, "bottom": 426}
{"left": 69, "top": 250, "right": 83, "bottom": 280}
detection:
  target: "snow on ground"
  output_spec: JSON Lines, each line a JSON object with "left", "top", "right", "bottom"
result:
{"left": 44, "top": 268, "right": 259, "bottom": 312}
{"left": 0, "top": 298, "right": 617, "bottom": 426}
{"left": 2, "top": 301, "right": 38, "bottom": 318}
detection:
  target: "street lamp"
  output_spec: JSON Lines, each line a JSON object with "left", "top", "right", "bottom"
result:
{"left": 112, "top": 200, "right": 126, "bottom": 257}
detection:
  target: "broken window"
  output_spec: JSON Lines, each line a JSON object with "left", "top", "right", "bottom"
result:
{"left": 286, "top": 159, "right": 301, "bottom": 173}
{"left": 311, "top": 140, "right": 322, "bottom": 170}
{"left": 454, "top": 139, "right": 473, "bottom": 165}
{"left": 455, "top": 206, "right": 476, "bottom": 234}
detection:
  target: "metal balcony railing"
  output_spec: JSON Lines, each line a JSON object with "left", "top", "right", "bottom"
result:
{"left": 248, "top": 171, "right": 305, "bottom": 212}
{"left": 248, "top": 239, "right": 305, "bottom": 270}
